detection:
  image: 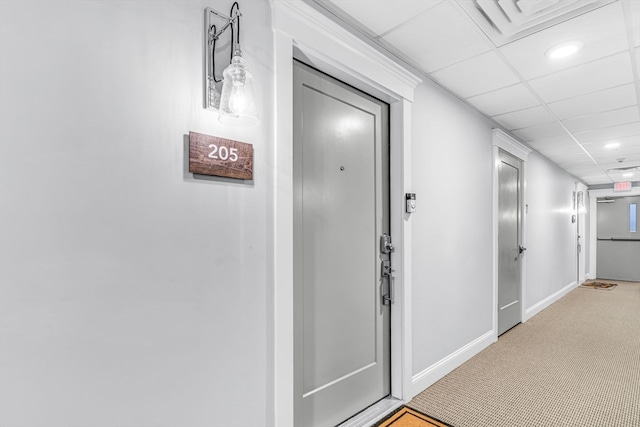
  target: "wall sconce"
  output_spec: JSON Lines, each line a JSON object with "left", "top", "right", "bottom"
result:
{"left": 204, "top": 2, "right": 259, "bottom": 127}
{"left": 577, "top": 191, "right": 586, "bottom": 214}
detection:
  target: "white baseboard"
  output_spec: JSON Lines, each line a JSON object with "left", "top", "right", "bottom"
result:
{"left": 586, "top": 272, "right": 595, "bottom": 280}
{"left": 410, "top": 281, "right": 580, "bottom": 399}
{"left": 524, "top": 280, "right": 577, "bottom": 321}
{"left": 410, "top": 330, "right": 495, "bottom": 398}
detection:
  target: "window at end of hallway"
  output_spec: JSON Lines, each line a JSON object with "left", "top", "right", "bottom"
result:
{"left": 630, "top": 203, "right": 637, "bottom": 233}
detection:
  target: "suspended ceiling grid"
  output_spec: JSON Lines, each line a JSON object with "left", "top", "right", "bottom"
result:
{"left": 315, "top": 0, "right": 640, "bottom": 186}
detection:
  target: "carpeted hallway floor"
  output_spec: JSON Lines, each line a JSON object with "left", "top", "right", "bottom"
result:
{"left": 408, "top": 280, "right": 640, "bottom": 427}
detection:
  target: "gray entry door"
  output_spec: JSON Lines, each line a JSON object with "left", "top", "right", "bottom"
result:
{"left": 596, "top": 195, "right": 640, "bottom": 281}
{"left": 293, "top": 60, "right": 391, "bottom": 427}
{"left": 497, "top": 150, "right": 523, "bottom": 336}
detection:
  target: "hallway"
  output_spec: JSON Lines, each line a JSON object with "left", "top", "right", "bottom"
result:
{"left": 1, "top": 1, "right": 639, "bottom": 426}
{"left": 408, "top": 280, "right": 640, "bottom": 427}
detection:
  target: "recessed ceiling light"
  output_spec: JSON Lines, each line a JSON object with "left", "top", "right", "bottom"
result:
{"left": 623, "top": 173, "right": 634, "bottom": 178}
{"left": 604, "top": 141, "right": 621, "bottom": 149}
{"left": 545, "top": 40, "right": 584, "bottom": 59}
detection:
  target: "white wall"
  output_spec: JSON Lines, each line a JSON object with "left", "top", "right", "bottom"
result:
{"left": 408, "top": 80, "right": 587, "bottom": 394}
{"left": 524, "top": 151, "right": 579, "bottom": 312}
{"left": 1, "top": 0, "right": 595, "bottom": 425}
{"left": 410, "top": 80, "right": 495, "bottom": 378}
{"left": 0, "top": 1, "right": 273, "bottom": 426}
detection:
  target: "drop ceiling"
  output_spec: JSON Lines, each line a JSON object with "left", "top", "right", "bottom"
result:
{"left": 312, "top": 0, "right": 640, "bottom": 186}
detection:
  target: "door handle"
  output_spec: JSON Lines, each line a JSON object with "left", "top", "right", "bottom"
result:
{"left": 519, "top": 245, "right": 527, "bottom": 254}
{"left": 383, "top": 276, "right": 394, "bottom": 305}
{"left": 381, "top": 259, "right": 394, "bottom": 305}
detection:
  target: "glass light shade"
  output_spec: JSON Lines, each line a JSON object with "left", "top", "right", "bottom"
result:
{"left": 577, "top": 192, "right": 587, "bottom": 214}
{"left": 218, "top": 54, "right": 259, "bottom": 127}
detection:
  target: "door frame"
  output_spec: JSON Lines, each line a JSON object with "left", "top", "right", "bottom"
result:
{"left": 292, "top": 60, "right": 391, "bottom": 426}
{"left": 588, "top": 186, "right": 640, "bottom": 280}
{"left": 575, "top": 182, "right": 588, "bottom": 285}
{"left": 492, "top": 130, "right": 531, "bottom": 337}
{"left": 271, "top": 1, "right": 421, "bottom": 425}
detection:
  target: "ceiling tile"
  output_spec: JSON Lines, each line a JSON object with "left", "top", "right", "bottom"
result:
{"left": 582, "top": 173, "right": 613, "bottom": 185}
{"left": 492, "top": 105, "right": 555, "bottom": 130}
{"left": 555, "top": 159, "right": 597, "bottom": 172}
{"left": 581, "top": 139, "right": 640, "bottom": 165}
{"left": 466, "top": 84, "right": 539, "bottom": 117}
{"left": 511, "top": 121, "right": 566, "bottom": 141}
{"left": 382, "top": 1, "right": 491, "bottom": 72}
{"left": 538, "top": 144, "right": 589, "bottom": 157}
{"left": 586, "top": 140, "right": 640, "bottom": 161}
{"left": 527, "top": 52, "right": 634, "bottom": 103}
{"left": 615, "top": 134, "right": 640, "bottom": 146}
{"left": 592, "top": 153, "right": 640, "bottom": 166}
{"left": 562, "top": 106, "right": 640, "bottom": 133}
{"left": 546, "top": 83, "right": 637, "bottom": 120}
{"left": 610, "top": 174, "right": 638, "bottom": 183}
{"left": 565, "top": 164, "right": 608, "bottom": 176}
{"left": 601, "top": 166, "right": 640, "bottom": 182}
{"left": 430, "top": 51, "right": 520, "bottom": 98}
{"left": 556, "top": 158, "right": 599, "bottom": 170}
{"left": 574, "top": 122, "right": 640, "bottom": 144}
{"left": 582, "top": 133, "right": 640, "bottom": 151}
{"left": 327, "top": 0, "right": 444, "bottom": 36}
{"left": 630, "top": 0, "right": 640, "bottom": 47}
{"left": 498, "top": 2, "right": 629, "bottom": 80}
{"left": 319, "top": 0, "right": 639, "bottom": 187}
{"left": 526, "top": 134, "right": 576, "bottom": 151}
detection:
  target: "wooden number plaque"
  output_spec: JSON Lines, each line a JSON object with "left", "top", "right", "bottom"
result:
{"left": 189, "top": 131, "right": 253, "bottom": 180}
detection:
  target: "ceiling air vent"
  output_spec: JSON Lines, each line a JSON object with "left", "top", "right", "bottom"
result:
{"left": 456, "top": 0, "right": 616, "bottom": 46}
{"left": 607, "top": 165, "right": 640, "bottom": 173}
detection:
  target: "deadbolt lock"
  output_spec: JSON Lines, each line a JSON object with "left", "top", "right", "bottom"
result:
{"left": 380, "top": 233, "right": 394, "bottom": 254}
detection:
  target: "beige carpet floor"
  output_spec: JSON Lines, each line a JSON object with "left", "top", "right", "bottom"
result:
{"left": 408, "top": 280, "right": 640, "bottom": 427}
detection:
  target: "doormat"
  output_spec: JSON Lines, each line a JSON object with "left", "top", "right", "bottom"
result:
{"left": 580, "top": 281, "right": 618, "bottom": 290}
{"left": 374, "top": 406, "right": 453, "bottom": 427}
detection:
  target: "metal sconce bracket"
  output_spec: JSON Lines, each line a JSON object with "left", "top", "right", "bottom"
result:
{"left": 203, "top": 5, "right": 241, "bottom": 111}
{"left": 577, "top": 190, "right": 586, "bottom": 214}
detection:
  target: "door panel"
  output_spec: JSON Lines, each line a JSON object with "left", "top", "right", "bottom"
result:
{"left": 597, "top": 241, "right": 640, "bottom": 281}
{"left": 597, "top": 196, "right": 640, "bottom": 239}
{"left": 498, "top": 151, "right": 522, "bottom": 336}
{"left": 596, "top": 196, "right": 640, "bottom": 281}
{"left": 300, "top": 85, "right": 377, "bottom": 394}
{"left": 293, "top": 60, "right": 390, "bottom": 427}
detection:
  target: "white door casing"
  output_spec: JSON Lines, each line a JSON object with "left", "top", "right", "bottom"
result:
{"left": 492, "top": 129, "right": 531, "bottom": 335}
{"left": 588, "top": 186, "right": 640, "bottom": 280}
{"left": 576, "top": 182, "right": 588, "bottom": 285}
{"left": 271, "top": 1, "right": 421, "bottom": 424}
{"left": 497, "top": 150, "right": 523, "bottom": 335}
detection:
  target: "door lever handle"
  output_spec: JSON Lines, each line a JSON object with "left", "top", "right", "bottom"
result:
{"left": 383, "top": 277, "right": 394, "bottom": 305}
{"left": 382, "top": 275, "right": 394, "bottom": 305}
{"left": 381, "top": 259, "right": 394, "bottom": 305}
{"left": 381, "top": 260, "right": 394, "bottom": 277}
{"left": 519, "top": 245, "right": 527, "bottom": 254}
